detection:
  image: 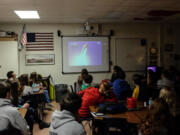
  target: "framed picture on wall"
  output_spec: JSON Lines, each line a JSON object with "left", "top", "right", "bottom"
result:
{"left": 25, "top": 54, "right": 55, "bottom": 65}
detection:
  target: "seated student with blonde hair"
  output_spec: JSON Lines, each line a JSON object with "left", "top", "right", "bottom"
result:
{"left": 159, "top": 87, "right": 180, "bottom": 134}
{"left": 50, "top": 92, "right": 86, "bottom": 135}
{"left": 138, "top": 98, "right": 172, "bottom": 135}
{"left": 0, "top": 82, "right": 29, "bottom": 135}
{"left": 159, "top": 87, "right": 180, "bottom": 117}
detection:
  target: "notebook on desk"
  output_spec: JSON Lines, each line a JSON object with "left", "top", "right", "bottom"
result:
{"left": 91, "top": 112, "right": 104, "bottom": 117}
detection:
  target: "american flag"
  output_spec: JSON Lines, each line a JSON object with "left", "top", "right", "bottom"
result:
{"left": 21, "top": 24, "right": 27, "bottom": 46}
{"left": 26, "top": 33, "right": 54, "bottom": 51}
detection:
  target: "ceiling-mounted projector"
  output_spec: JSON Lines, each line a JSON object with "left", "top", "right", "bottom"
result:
{"left": 84, "top": 22, "right": 90, "bottom": 31}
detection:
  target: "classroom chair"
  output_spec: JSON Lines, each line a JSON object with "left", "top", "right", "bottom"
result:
{"left": 101, "top": 118, "right": 129, "bottom": 135}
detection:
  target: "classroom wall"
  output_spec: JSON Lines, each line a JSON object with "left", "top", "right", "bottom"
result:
{"left": 161, "top": 24, "right": 180, "bottom": 69}
{"left": 0, "top": 23, "right": 171, "bottom": 86}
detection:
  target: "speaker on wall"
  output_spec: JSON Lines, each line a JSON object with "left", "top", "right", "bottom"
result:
{"left": 109, "top": 30, "right": 114, "bottom": 36}
{"left": 141, "top": 39, "right": 147, "bottom": 46}
{"left": 57, "top": 30, "right": 61, "bottom": 37}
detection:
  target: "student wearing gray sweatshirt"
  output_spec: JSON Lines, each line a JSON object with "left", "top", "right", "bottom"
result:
{"left": 0, "top": 82, "right": 29, "bottom": 135}
{"left": 50, "top": 92, "right": 86, "bottom": 135}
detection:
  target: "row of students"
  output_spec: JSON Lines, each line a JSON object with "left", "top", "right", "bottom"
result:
{"left": 78, "top": 67, "right": 131, "bottom": 101}
{"left": 0, "top": 71, "right": 52, "bottom": 134}
{"left": 134, "top": 66, "right": 180, "bottom": 101}
{"left": 49, "top": 83, "right": 180, "bottom": 135}
{"left": 2, "top": 66, "right": 179, "bottom": 135}
{"left": 49, "top": 80, "right": 117, "bottom": 135}
{"left": 74, "top": 66, "right": 180, "bottom": 135}
{"left": 10, "top": 79, "right": 50, "bottom": 133}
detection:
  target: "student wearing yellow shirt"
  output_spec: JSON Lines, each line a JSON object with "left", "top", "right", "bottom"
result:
{"left": 132, "top": 84, "right": 140, "bottom": 99}
{"left": 132, "top": 74, "right": 149, "bottom": 101}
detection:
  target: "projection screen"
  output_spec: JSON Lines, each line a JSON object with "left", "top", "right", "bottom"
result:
{"left": 62, "top": 36, "right": 110, "bottom": 73}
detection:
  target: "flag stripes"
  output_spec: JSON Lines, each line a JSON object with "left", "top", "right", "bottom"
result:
{"left": 21, "top": 24, "right": 27, "bottom": 46}
{"left": 26, "top": 32, "right": 54, "bottom": 51}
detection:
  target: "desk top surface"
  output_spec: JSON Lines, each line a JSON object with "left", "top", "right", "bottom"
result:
{"left": 90, "top": 105, "right": 148, "bottom": 124}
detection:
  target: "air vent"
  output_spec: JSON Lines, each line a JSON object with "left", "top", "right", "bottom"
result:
{"left": 148, "top": 10, "right": 180, "bottom": 17}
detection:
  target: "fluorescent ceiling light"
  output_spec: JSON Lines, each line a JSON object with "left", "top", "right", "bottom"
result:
{"left": 14, "top": 10, "right": 40, "bottom": 19}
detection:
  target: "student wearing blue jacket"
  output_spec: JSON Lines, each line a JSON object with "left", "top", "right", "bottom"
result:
{"left": 111, "top": 66, "right": 131, "bottom": 100}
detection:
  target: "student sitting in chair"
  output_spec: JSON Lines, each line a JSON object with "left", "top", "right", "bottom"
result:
{"left": 30, "top": 72, "right": 53, "bottom": 107}
{"left": 0, "top": 82, "right": 29, "bottom": 135}
{"left": 157, "top": 70, "right": 174, "bottom": 89}
{"left": 159, "top": 87, "right": 180, "bottom": 134}
{"left": 111, "top": 65, "right": 123, "bottom": 83}
{"left": 112, "top": 68, "right": 131, "bottom": 100}
{"left": 6, "top": 71, "right": 17, "bottom": 84}
{"left": 81, "top": 74, "right": 93, "bottom": 90}
{"left": 132, "top": 74, "right": 149, "bottom": 101}
{"left": 50, "top": 92, "right": 86, "bottom": 135}
{"left": 18, "top": 74, "right": 33, "bottom": 96}
{"left": 138, "top": 98, "right": 172, "bottom": 135}
{"left": 78, "top": 81, "right": 117, "bottom": 118}
{"left": 77, "top": 68, "right": 89, "bottom": 91}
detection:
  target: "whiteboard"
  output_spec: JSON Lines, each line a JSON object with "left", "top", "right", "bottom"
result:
{"left": 115, "top": 38, "right": 146, "bottom": 71}
{"left": 0, "top": 41, "right": 19, "bottom": 79}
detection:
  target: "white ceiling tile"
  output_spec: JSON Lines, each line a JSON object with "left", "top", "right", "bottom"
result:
{"left": 0, "top": 0, "right": 180, "bottom": 23}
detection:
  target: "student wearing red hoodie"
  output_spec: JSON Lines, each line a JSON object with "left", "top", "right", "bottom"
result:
{"left": 78, "top": 81, "right": 117, "bottom": 118}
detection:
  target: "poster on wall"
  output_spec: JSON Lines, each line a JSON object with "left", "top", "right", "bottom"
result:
{"left": 25, "top": 54, "right": 55, "bottom": 65}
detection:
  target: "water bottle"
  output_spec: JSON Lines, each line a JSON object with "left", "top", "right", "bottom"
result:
{"left": 148, "top": 98, "right": 153, "bottom": 109}
{"left": 144, "top": 102, "right": 147, "bottom": 107}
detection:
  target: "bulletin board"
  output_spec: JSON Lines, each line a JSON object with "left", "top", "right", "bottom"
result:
{"left": 115, "top": 38, "right": 146, "bottom": 71}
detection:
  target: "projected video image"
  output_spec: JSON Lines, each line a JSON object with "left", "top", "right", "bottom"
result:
{"left": 68, "top": 41, "right": 102, "bottom": 66}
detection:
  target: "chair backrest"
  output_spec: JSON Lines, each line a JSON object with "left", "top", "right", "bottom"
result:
{"left": 70, "top": 85, "right": 74, "bottom": 93}
{"left": 74, "top": 82, "right": 81, "bottom": 93}
{"left": 119, "top": 90, "right": 132, "bottom": 100}
{"left": 55, "top": 84, "right": 68, "bottom": 103}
